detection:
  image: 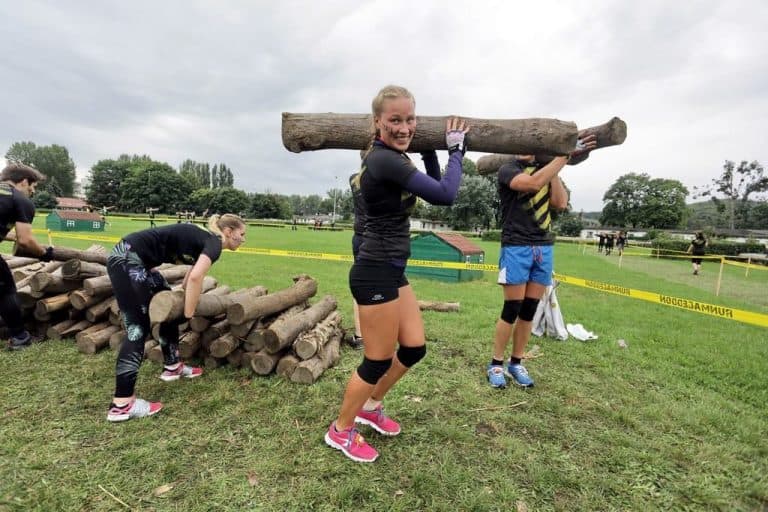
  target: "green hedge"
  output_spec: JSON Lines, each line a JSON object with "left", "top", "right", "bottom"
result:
{"left": 650, "top": 239, "right": 766, "bottom": 257}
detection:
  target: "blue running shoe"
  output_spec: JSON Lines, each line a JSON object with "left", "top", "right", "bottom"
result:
{"left": 507, "top": 363, "right": 534, "bottom": 388}
{"left": 487, "top": 364, "right": 507, "bottom": 388}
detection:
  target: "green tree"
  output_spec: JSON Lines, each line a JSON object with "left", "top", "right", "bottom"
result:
{"left": 32, "top": 190, "right": 58, "bottom": 209}
{"left": 444, "top": 175, "right": 496, "bottom": 230}
{"left": 118, "top": 161, "right": 193, "bottom": 213}
{"left": 553, "top": 211, "right": 584, "bottom": 236}
{"left": 640, "top": 178, "right": 689, "bottom": 229}
{"left": 5, "top": 141, "right": 77, "bottom": 195}
{"left": 189, "top": 187, "right": 250, "bottom": 215}
{"left": 86, "top": 155, "right": 142, "bottom": 208}
{"left": 695, "top": 160, "right": 767, "bottom": 229}
{"left": 462, "top": 157, "right": 478, "bottom": 176}
{"left": 250, "top": 193, "right": 291, "bottom": 219}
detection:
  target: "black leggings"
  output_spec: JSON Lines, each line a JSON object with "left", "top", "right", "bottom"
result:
{"left": 0, "top": 258, "right": 24, "bottom": 337}
{"left": 108, "top": 241, "right": 180, "bottom": 398}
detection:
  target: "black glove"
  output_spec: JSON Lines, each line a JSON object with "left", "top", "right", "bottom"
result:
{"left": 40, "top": 246, "right": 54, "bottom": 262}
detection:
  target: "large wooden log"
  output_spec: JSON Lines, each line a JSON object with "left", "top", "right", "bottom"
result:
{"left": 209, "top": 333, "right": 241, "bottom": 358}
{"left": 264, "top": 295, "right": 337, "bottom": 354}
{"left": 201, "top": 319, "right": 230, "bottom": 348}
{"left": 61, "top": 259, "right": 107, "bottom": 280}
{"left": 70, "top": 289, "right": 113, "bottom": 310}
{"left": 226, "top": 348, "right": 244, "bottom": 368}
{"left": 74, "top": 321, "right": 110, "bottom": 345}
{"left": 149, "top": 285, "right": 267, "bottom": 323}
{"left": 293, "top": 311, "right": 342, "bottom": 360}
{"left": 243, "top": 304, "right": 308, "bottom": 352}
{"left": 60, "top": 319, "right": 93, "bottom": 338}
{"left": 3, "top": 256, "right": 40, "bottom": 269}
{"left": 476, "top": 117, "right": 627, "bottom": 175}
{"left": 250, "top": 349, "right": 284, "bottom": 375}
{"left": 34, "top": 292, "right": 72, "bottom": 317}
{"left": 189, "top": 316, "right": 213, "bottom": 333}
{"left": 13, "top": 262, "right": 44, "bottom": 281}
{"left": 282, "top": 113, "right": 578, "bottom": 155}
{"left": 85, "top": 297, "right": 116, "bottom": 323}
{"left": 227, "top": 276, "right": 317, "bottom": 325}
{"left": 30, "top": 269, "right": 82, "bottom": 294}
{"left": 109, "top": 330, "right": 126, "bottom": 351}
{"left": 276, "top": 353, "right": 301, "bottom": 379}
{"left": 46, "top": 319, "right": 78, "bottom": 340}
{"left": 179, "top": 331, "right": 202, "bottom": 359}
{"left": 230, "top": 319, "right": 256, "bottom": 338}
{"left": 418, "top": 300, "right": 460, "bottom": 313}
{"left": 13, "top": 244, "right": 108, "bottom": 264}
{"left": 76, "top": 325, "right": 121, "bottom": 354}
{"left": 291, "top": 331, "right": 342, "bottom": 385}
{"left": 82, "top": 265, "right": 191, "bottom": 296}
{"left": 16, "top": 261, "right": 65, "bottom": 288}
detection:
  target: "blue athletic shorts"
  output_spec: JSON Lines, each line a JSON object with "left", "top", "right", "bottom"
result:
{"left": 497, "top": 245, "right": 553, "bottom": 286}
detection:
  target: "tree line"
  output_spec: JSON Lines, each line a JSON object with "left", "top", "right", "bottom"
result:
{"left": 4, "top": 140, "right": 765, "bottom": 232}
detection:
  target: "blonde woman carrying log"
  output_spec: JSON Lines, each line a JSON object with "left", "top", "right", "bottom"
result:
{"left": 106, "top": 214, "right": 246, "bottom": 422}
{"left": 324, "top": 85, "right": 469, "bottom": 462}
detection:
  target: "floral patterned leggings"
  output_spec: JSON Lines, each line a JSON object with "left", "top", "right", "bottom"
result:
{"left": 108, "top": 241, "right": 181, "bottom": 398}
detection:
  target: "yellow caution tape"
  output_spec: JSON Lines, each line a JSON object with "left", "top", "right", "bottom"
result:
{"left": 37, "top": 231, "right": 767, "bottom": 328}
{"left": 553, "top": 273, "right": 768, "bottom": 328}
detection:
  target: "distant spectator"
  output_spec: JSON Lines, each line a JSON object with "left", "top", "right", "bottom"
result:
{"left": 597, "top": 232, "right": 605, "bottom": 253}
{"left": 605, "top": 233, "right": 615, "bottom": 255}
{"left": 687, "top": 231, "right": 708, "bottom": 275}
{"left": 616, "top": 230, "right": 627, "bottom": 255}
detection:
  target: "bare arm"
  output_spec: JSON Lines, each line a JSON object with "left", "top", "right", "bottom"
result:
{"left": 14, "top": 222, "right": 47, "bottom": 256}
{"left": 549, "top": 176, "right": 569, "bottom": 211}
{"left": 183, "top": 254, "right": 212, "bottom": 318}
{"left": 509, "top": 156, "right": 569, "bottom": 194}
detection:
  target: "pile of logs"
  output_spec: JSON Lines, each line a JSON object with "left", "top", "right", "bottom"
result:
{"left": 6, "top": 248, "right": 345, "bottom": 385}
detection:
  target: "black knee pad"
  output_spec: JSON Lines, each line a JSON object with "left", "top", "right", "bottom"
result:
{"left": 357, "top": 357, "right": 392, "bottom": 385}
{"left": 518, "top": 297, "right": 540, "bottom": 322}
{"left": 397, "top": 345, "right": 426, "bottom": 368}
{"left": 500, "top": 299, "right": 522, "bottom": 324}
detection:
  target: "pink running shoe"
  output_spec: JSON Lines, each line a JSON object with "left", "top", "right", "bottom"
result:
{"left": 107, "top": 398, "right": 163, "bottom": 422}
{"left": 324, "top": 422, "right": 379, "bottom": 463}
{"left": 159, "top": 363, "right": 203, "bottom": 382}
{"left": 355, "top": 405, "right": 401, "bottom": 436}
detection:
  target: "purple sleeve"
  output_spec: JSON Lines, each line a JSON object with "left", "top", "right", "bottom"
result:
{"left": 420, "top": 151, "right": 441, "bottom": 180}
{"left": 404, "top": 151, "right": 463, "bottom": 205}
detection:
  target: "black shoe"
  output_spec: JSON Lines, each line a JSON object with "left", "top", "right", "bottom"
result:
{"left": 7, "top": 331, "right": 41, "bottom": 351}
{"left": 347, "top": 335, "right": 364, "bottom": 350}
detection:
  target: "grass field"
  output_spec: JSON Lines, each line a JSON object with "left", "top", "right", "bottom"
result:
{"left": 1, "top": 218, "right": 766, "bottom": 511}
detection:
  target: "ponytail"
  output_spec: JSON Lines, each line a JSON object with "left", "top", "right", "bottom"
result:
{"left": 208, "top": 213, "right": 245, "bottom": 236}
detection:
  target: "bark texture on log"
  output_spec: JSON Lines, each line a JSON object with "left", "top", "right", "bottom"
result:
{"left": 276, "top": 353, "right": 300, "bottom": 378}
{"left": 46, "top": 319, "right": 77, "bottom": 340}
{"left": 16, "top": 261, "right": 64, "bottom": 288}
{"left": 70, "top": 289, "right": 113, "bottom": 310}
{"left": 179, "top": 331, "right": 202, "bottom": 359}
{"left": 61, "top": 259, "right": 107, "bottom": 280}
{"left": 85, "top": 297, "right": 116, "bottom": 323}
{"left": 293, "top": 311, "right": 342, "bottom": 360}
{"left": 109, "top": 330, "right": 126, "bottom": 351}
{"left": 30, "top": 269, "right": 82, "bottom": 294}
{"left": 227, "top": 276, "right": 317, "bottom": 325}
{"left": 250, "top": 349, "right": 283, "bottom": 375}
{"left": 14, "top": 245, "right": 108, "bottom": 264}
{"left": 418, "top": 300, "right": 460, "bottom": 313}
{"left": 282, "top": 113, "right": 578, "bottom": 155}
{"left": 74, "top": 322, "right": 111, "bottom": 345}
{"left": 264, "top": 296, "right": 336, "bottom": 354}
{"left": 291, "top": 331, "right": 342, "bottom": 384}
{"left": 476, "top": 117, "right": 628, "bottom": 175}
{"left": 60, "top": 319, "right": 93, "bottom": 338}
{"left": 243, "top": 304, "right": 307, "bottom": 352}
{"left": 209, "top": 333, "right": 242, "bottom": 358}
{"left": 76, "top": 325, "right": 121, "bottom": 354}
{"left": 149, "top": 285, "right": 267, "bottom": 323}
{"left": 35, "top": 292, "right": 72, "bottom": 316}
{"left": 201, "top": 319, "right": 230, "bottom": 348}
{"left": 83, "top": 265, "right": 190, "bottom": 295}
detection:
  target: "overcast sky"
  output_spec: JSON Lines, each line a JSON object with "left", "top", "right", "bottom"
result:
{"left": 1, "top": 0, "right": 766, "bottom": 211}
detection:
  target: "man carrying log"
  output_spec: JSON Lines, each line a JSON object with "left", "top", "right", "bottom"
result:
{"left": 486, "top": 135, "right": 597, "bottom": 389}
{"left": 106, "top": 214, "right": 246, "bottom": 422}
{"left": 1, "top": 163, "right": 55, "bottom": 350}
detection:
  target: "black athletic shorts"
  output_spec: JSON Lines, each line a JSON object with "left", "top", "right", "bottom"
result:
{"left": 691, "top": 257, "right": 703, "bottom": 264}
{"left": 349, "top": 259, "right": 408, "bottom": 305}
